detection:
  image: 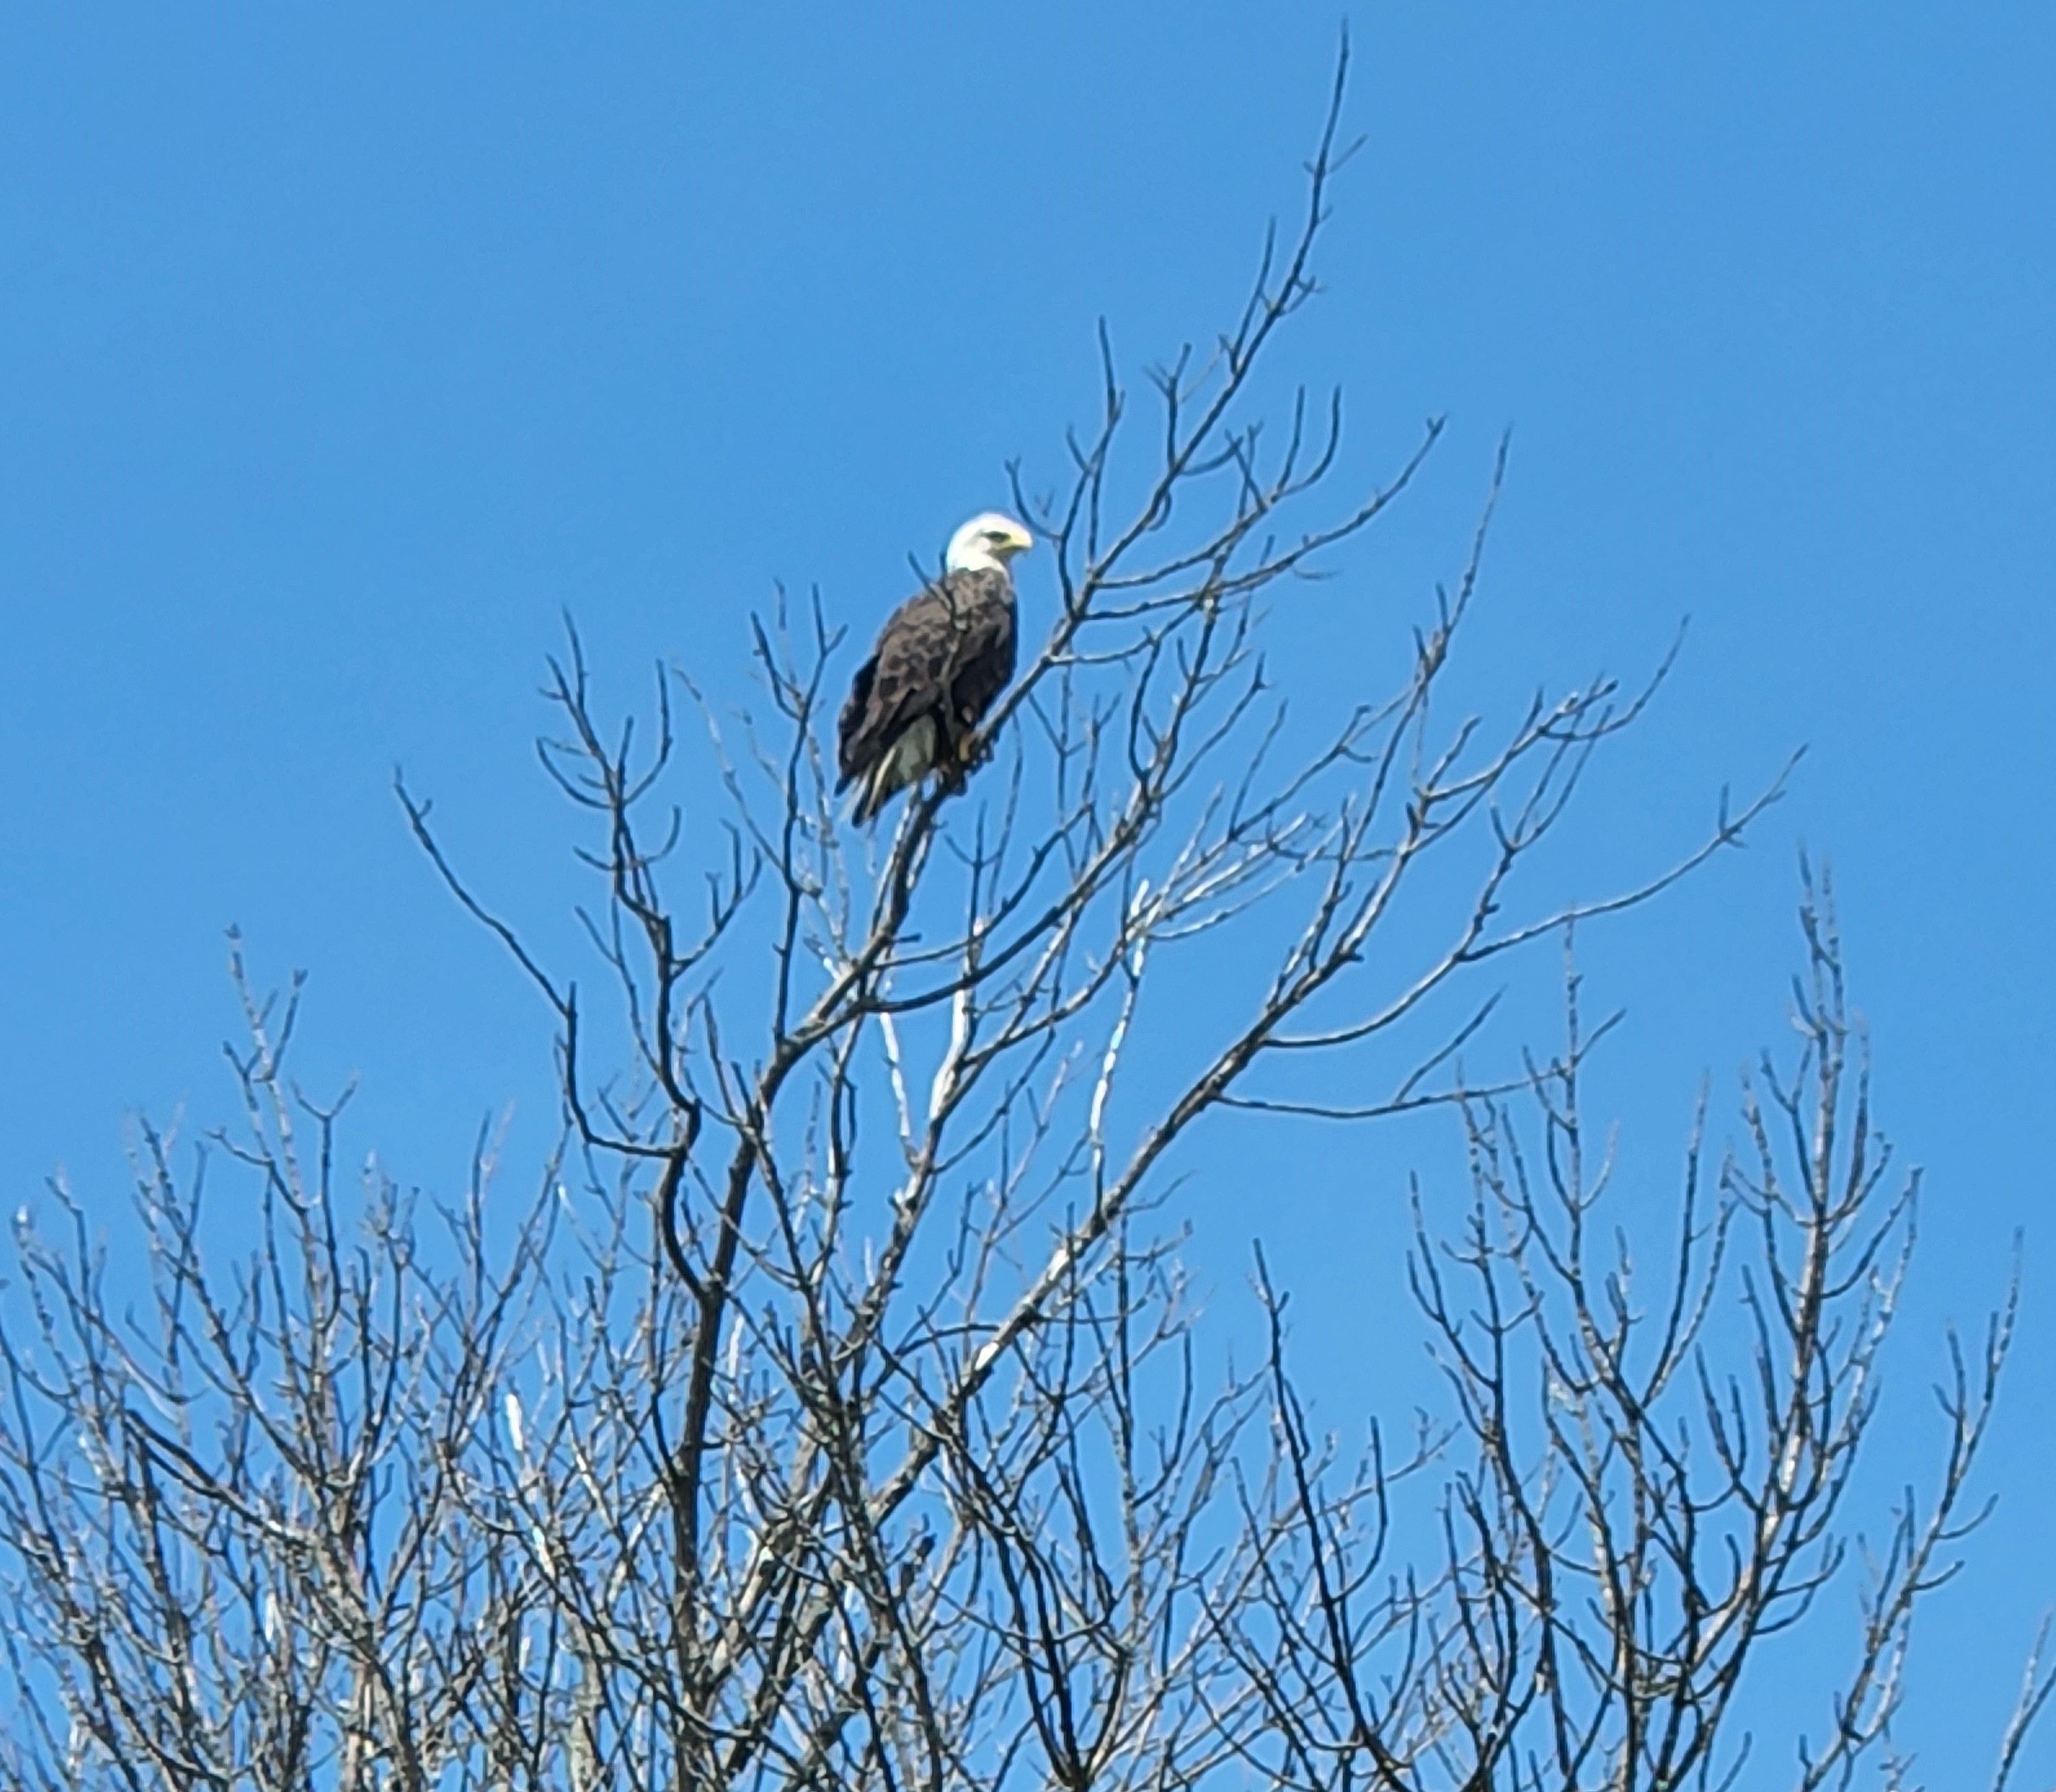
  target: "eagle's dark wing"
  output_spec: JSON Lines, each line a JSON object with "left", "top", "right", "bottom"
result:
{"left": 940, "top": 579, "right": 1017, "bottom": 748}
{"left": 838, "top": 568, "right": 1016, "bottom": 816}
{"left": 836, "top": 655, "right": 881, "bottom": 790}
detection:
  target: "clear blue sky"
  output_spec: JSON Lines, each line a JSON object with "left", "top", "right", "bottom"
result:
{"left": 2, "top": 5, "right": 2050, "bottom": 1778}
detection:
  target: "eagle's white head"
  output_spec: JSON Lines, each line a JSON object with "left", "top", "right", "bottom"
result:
{"left": 945, "top": 512, "right": 1034, "bottom": 575}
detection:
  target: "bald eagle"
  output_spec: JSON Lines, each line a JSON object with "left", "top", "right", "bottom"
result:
{"left": 837, "top": 513, "right": 1033, "bottom": 824}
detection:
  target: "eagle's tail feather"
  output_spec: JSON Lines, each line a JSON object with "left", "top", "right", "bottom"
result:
{"left": 853, "top": 719, "right": 938, "bottom": 826}
{"left": 852, "top": 770, "right": 891, "bottom": 826}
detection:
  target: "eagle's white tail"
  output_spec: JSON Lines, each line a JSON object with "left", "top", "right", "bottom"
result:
{"left": 854, "top": 717, "right": 938, "bottom": 824}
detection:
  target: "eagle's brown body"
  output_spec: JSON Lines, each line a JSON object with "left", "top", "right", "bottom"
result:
{"left": 837, "top": 562, "right": 1018, "bottom": 823}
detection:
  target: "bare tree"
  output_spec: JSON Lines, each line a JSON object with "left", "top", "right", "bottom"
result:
{"left": 0, "top": 47, "right": 2042, "bottom": 1792}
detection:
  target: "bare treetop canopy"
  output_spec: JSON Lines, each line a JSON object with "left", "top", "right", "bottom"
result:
{"left": 0, "top": 47, "right": 2042, "bottom": 1792}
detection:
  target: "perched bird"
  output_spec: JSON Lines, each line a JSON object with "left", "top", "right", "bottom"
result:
{"left": 837, "top": 513, "right": 1033, "bottom": 824}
